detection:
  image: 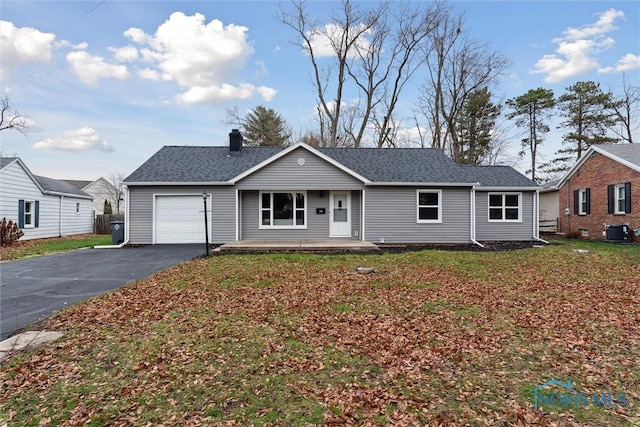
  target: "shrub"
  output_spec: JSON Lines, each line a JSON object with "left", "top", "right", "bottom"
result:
{"left": 0, "top": 218, "right": 24, "bottom": 246}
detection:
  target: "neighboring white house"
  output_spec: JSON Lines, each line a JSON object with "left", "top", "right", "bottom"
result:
{"left": 539, "top": 179, "right": 560, "bottom": 232}
{"left": 0, "top": 157, "right": 94, "bottom": 240}
{"left": 64, "top": 178, "right": 124, "bottom": 216}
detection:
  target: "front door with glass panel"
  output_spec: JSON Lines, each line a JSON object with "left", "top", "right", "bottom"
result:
{"left": 329, "top": 192, "right": 351, "bottom": 237}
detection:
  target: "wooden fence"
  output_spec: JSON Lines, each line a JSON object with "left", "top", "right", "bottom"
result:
{"left": 539, "top": 218, "right": 559, "bottom": 233}
{"left": 94, "top": 214, "right": 124, "bottom": 234}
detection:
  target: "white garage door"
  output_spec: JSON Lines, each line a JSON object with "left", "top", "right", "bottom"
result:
{"left": 155, "top": 195, "right": 210, "bottom": 244}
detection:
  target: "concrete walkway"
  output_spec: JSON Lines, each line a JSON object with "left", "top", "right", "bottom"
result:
{"left": 218, "top": 239, "right": 380, "bottom": 253}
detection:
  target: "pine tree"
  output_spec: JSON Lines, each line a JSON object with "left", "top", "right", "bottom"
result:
{"left": 243, "top": 105, "right": 291, "bottom": 147}
{"left": 103, "top": 200, "right": 112, "bottom": 215}
{"left": 551, "top": 81, "right": 618, "bottom": 173}
{"left": 454, "top": 87, "right": 501, "bottom": 165}
{"left": 506, "top": 88, "right": 555, "bottom": 183}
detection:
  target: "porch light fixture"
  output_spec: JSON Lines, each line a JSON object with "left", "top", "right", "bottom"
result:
{"left": 202, "top": 191, "right": 210, "bottom": 256}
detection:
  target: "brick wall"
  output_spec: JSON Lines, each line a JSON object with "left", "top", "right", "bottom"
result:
{"left": 558, "top": 152, "right": 640, "bottom": 240}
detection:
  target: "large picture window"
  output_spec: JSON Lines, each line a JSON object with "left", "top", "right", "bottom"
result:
{"left": 417, "top": 190, "right": 441, "bottom": 223}
{"left": 260, "top": 192, "right": 306, "bottom": 228}
{"left": 488, "top": 193, "right": 521, "bottom": 222}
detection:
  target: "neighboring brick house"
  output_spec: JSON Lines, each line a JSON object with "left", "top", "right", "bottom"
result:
{"left": 555, "top": 144, "right": 640, "bottom": 240}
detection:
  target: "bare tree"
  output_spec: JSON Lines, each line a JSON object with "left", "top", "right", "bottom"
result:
{"left": 608, "top": 73, "right": 639, "bottom": 144}
{"left": 279, "top": 0, "right": 445, "bottom": 148}
{"left": 106, "top": 172, "right": 126, "bottom": 214}
{"left": 416, "top": 9, "right": 511, "bottom": 158}
{"left": 0, "top": 95, "right": 29, "bottom": 135}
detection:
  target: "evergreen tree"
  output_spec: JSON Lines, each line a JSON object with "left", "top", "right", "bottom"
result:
{"left": 103, "top": 200, "right": 112, "bottom": 214}
{"left": 242, "top": 105, "right": 291, "bottom": 147}
{"left": 506, "top": 88, "right": 555, "bottom": 183}
{"left": 454, "top": 87, "right": 501, "bottom": 165}
{"left": 552, "top": 81, "right": 618, "bottom": 172}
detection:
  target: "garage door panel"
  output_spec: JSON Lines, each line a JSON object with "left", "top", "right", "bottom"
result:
{"left": 155, "top": 196, "right": 209, "bottom": 244}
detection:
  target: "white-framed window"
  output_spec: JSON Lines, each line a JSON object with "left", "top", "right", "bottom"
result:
{"left": 615, "top": 184, "right": 626, "bottom": 214}
{"left": 416, "top": 190, "right": 442, "bottom": 223}
{"left": 260, "top": 191, "right": 307, "bottom": 228}
{"left": 23, "top": 200, "right": 34, "bottom": 227}
{"left": 488, "top": 193, "right": 521, "bottom": 222}
{"left": 579, "top": 189, "right": 588, "bottom": 215}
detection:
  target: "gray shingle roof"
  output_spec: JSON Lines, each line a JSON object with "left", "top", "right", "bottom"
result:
{"left": 124, "top": 145, "right": 537, "bottom": 188}
{"left": 595, "top": 143, "right": 640, "bottom": 168}
{"left": 63, "top": 179, "right": 92, "bottom": 190}
{"left": 35, "top": 175, "right": 91, "bottom": 198}
{"left": 459, "top": 165, "right": 538, "bottom": 188}
{"left": 125, "top": 146, "right": 282, "bottom": 183}
{"left": 0, "top": 157, "right": 18, "bottom": 170}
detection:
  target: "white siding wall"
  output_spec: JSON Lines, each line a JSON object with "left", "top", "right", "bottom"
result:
{"left": 61, "top": 198, "right": 94, "bottom": 236}
{"left": 539, "top": 191, "right": 559, "bottom": 223}
{"left": 0, "top": 161, "right": 93, "bottom": 240}
{"left": 85, "top": 178, "right": 124, "bottom": 216}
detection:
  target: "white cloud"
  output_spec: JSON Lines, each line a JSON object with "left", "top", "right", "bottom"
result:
{"left": 561, "top": 9, "right": 624, "bottom": 41}
{"left": 120, "top": 11, "right": 276, "bottom": 104}
{"left": 66, "top": 50, "right": 129, "bottom": 84}
{"left": 0, "top": 20, "right": 56, "bottom": 80}
{"left": 615, "top": 53, "right": 640, "bottom": 72}
{"left": 33, "top": 127, "right": 114, "bottom": 152}
{"left": 138, "top": 67, "right": 161, "bottom": 80}
{"left": 109, "top": 45, "right": 138, "bottom": 62}
{"left": 532, "top": 9, "right": 625, "bottom": 82}
{"left": 306, "top": 23, "right": 372, "bottom": 58}
{"left": 177, "top": 83, "right": 276, "bottom": 104}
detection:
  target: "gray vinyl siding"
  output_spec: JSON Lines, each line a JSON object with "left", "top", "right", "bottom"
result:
{"left": 127, "top": 186, "right": 236, "bottom": 244}
{"left": 240, "top": 190, "right": 362, "bottom": 240}
{"left": 475, "top": 191, "right": 536, "bottom": 241}
{"left": 235, "top": 147, "right": 364, "bottom": 190}
{"left": 364, "top": 187, "right": 471, "bottom": 244}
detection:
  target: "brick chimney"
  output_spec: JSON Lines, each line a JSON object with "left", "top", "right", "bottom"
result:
{"left": 229, "top": 129, "right": 243, "bottom": 153}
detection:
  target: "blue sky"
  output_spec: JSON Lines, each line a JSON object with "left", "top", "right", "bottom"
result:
{"left": 1, "top": 0, "right": 638, "bottom": 180}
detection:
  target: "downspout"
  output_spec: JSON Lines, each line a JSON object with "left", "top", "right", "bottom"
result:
{"left": 59, "top": 195, "right": 64, "bottom": 237}
{"left": 235, "top": 189, "right": 239, "bottom": 241}
{"left": 470, "top": 186, "right": 484, "bottom": 247}
{"left": 534, "top": 189, "right": 548, "bottom": 244}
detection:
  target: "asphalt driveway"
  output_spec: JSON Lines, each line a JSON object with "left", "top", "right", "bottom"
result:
{"left": 0, "top": 245, "right": 206, "bottom": 340}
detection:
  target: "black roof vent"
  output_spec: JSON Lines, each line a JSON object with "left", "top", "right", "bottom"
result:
{"left": 229, "top": 129, "right": 243, "bottom": 152}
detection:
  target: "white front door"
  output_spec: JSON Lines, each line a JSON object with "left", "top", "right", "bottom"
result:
{"left": 329, "top": 192, "right": 351, "bottom": 237}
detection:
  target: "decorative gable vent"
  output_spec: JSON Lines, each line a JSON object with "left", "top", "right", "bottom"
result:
{"left": 229, "top": 129, "right": 243, "bottom": 152}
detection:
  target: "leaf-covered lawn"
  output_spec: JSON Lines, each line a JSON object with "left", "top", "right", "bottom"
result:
{"left": 1, "top": 240, "right": 639, "bottom": 426}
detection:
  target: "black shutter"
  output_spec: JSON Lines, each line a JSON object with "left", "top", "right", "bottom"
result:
{"left": 18, "top": 200, "right": 25, "bottom": 228}
{"left": 34, "top": 201, "right": 40, "bottom": 228}
{"left": 607, "top": 185, "right": 614, "bottom": 214}
{"left": 625, "top": 182, "right": 631, "bottom": 213}
{"left": 573, "top": 190, "right": 579, "bottom": 214}
{"left": 585, "top": 188, "right": 591, "bottom": 215}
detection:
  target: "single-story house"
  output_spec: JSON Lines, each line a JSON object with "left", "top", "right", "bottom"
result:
{"left": 552, "top": 143, "right": 639, "bottom": 240}
{"left": 123, "top": 131, "right": 540, "bottom": 246}
{"left": 64, "top": 178, "right": 124, "bottom": 216}
{"left": 0, "top": 157, "right": 94, "bottom": 240}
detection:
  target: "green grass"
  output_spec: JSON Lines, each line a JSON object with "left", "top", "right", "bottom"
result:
{"left": 1, "top": 239, "right": 638, "bottom": 425}
{"left": 0, "top": 234, "right": 111, "bottom": 260}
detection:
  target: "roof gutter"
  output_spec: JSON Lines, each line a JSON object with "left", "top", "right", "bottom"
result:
{"left": 365, "top": 182, "right": 480, "bottom": 187}
{"left": 124, "top": 181, "right": 234, "bottom": 186}
{"left": 475, "top": 186, "right": 540, "bottom": 191}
